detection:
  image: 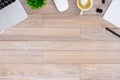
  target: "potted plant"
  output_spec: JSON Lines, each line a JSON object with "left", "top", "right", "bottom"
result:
{"left": 27, "top": 0, "right": 47, "bottom": 9}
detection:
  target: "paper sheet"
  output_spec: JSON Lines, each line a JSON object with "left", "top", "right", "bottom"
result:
{"left": 103, "top": 0, "right": 120, "bottom": 28}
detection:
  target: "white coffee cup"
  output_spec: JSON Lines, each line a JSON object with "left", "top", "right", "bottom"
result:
{"left": 77, "top": 0, "right": 93, "bottom": 15}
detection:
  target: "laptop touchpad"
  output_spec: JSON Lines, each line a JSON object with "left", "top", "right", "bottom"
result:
{"left": 4, "top": 0, "right": 28, "bottom": 25}
{"left": 0, "top": 10, "right": 12, "bottom": 32}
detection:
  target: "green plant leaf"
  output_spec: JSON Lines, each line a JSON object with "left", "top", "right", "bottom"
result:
{"left": 27, "top": 0, "right": 47, "bottom": 9}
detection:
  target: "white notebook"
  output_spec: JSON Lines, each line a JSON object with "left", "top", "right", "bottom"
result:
{"left": 103, "top": 0, "right": 120, "bottom": 28}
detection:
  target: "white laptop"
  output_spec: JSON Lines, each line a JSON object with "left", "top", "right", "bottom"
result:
{"left": 0, "top": 0, "right": 28, "bottom": 32}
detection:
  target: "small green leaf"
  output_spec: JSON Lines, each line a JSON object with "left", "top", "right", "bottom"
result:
{"left": 27, "top": 0, "right": 47, "bottom": 9}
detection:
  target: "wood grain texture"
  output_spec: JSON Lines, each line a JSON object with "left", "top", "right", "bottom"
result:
{"left": 42, "top": 51, "right": 120, "bottom": 64}
{"left": 0, "top": 28, "right": 80, "bottom": 41}
{"left": 0, "top": 64, "right": 80, "bottom": 80}
{"left": 0, "top": 0, "right": 120, "bottom": 80}
{"left": 80, "top": 64, "right": 120, "bottom": 80}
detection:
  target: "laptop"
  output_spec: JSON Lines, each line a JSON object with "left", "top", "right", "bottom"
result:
{"left": 0, "top": 0, "right": 28, "bottom": 32}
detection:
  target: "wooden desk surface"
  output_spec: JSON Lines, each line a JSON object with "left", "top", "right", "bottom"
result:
{"left": 0, "top": 0, "right": 120, "bottom": 80}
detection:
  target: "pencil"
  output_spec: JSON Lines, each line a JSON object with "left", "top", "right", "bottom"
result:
{"left": 105, "top": 27, "right": 120, "bottom": 38}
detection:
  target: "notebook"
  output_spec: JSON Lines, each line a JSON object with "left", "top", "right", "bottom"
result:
{"left": 103, "top": 0, "right": 120, "bottom": 28}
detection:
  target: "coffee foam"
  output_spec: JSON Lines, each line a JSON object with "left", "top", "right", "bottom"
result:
{"left": 78, "top": 0, "right": 93, "bottom": 11}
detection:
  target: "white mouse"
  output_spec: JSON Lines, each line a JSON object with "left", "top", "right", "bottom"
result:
{"left": 53, "top": 0, "right": 69, "bottom": 12}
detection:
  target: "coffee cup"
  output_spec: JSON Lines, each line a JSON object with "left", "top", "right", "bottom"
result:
{"left": 77, "top": 0, "right": 93, "bottom": 15}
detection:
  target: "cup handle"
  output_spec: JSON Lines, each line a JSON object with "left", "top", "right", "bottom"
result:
{"left": 80, "top": 11, "right": 83, "bottom": 15}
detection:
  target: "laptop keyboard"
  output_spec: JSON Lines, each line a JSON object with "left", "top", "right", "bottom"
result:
{"left": 0, "top": 0, "right": 16, "bottom": 10}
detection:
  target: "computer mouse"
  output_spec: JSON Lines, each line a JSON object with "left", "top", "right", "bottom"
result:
{"left": 53, "top": 0, "right": 69, "bottom": 12}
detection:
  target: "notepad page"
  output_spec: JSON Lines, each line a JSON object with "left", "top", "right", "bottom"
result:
{"left": 103, "top": 0, "right": 120, "bottom": 28}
